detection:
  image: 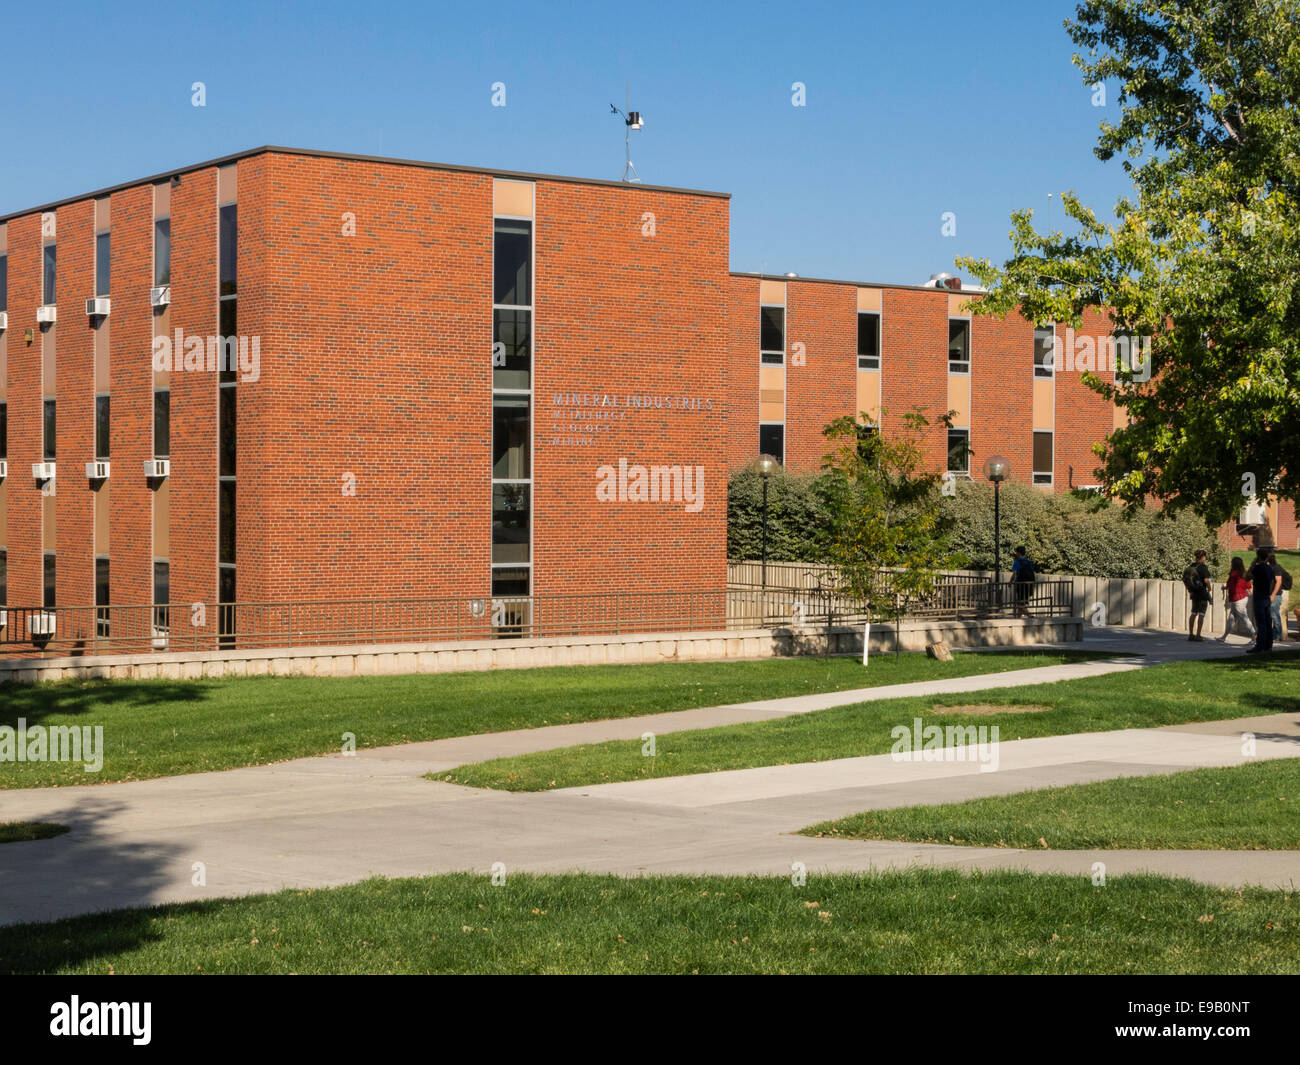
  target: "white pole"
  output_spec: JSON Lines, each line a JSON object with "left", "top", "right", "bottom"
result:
{"left": 862, "top": 620, "right": 870, "bottom": 666}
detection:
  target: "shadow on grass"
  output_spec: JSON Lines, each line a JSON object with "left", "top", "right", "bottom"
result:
{"left": 0, "top": 799, "right": 191, "bottom": 974}
{"left": 0, "top": 679, "right": 213, "bottom": 728}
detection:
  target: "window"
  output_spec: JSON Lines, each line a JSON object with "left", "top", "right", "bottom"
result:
{"left": 43, "top": 400, "right": 56, "bottom": 460}
{"left": 492, "top": 484, "right": 530, "bottom": 564}
{"left": 1033, "top": 431, "right": 1054, "bottom": 485}
{"left": 490, "top": 565, "right": 530, "bottom": 598}
{"left": 43, "top": 553, "right": 56, "bottom": 610}
{"left": 947, "top": 429, "right": 971, "bottom": 474}
{"left": 492, "top": 396, "right": 530, "bottom": 479}
{"left": 0, "top": 253, "right": 7, "bottom": 311}
{"left": 219, "top": 481, "right": 236, "bottom": 564}
{"left": 218, "top": 568, "right": 236, "bottom": 647}
{"left": 1034, "top": 326, "right": 1056, "bottom": 378}
{"left": 0, "top": 549, "right": 6, "bottom": 605}
{"left": 759, "top": 424, "right": 785, "bottom": 465}
{"left": 153, "top": 561, "right": 170, "bottom": 631}
{"left": 0, "top": 401, "right": 7, "bottom": 459}
{"left": 857, "top": 312, "right": 880, "bottom": 370}
{"left": 219, "top": 387, "right": 236, "bottom": 475}
{"left": 154, "top": 218, "right": 171, "bottom": 287}
{"left": 219, "top": 204, "right": 237, "bottom": 296}
{"left": 948, "top": 319, "right": 970, "bottom": 373}
{"left": 42, "top": 244, "right": 56, "bottom": 305}
{"left": 95, "top": 557, "right": 110, "bottom": 638}
{"left": 95, "top": 232, "right": 111, "bottom": 297}
{"left": 493, "top": 220, "right": 531, "bottom": 307}
{"left": 760, "top": 306, "right": 784, "bottom": 365}
{"left": 95, "top": 395, "right": 110, "bottom": 460}
{"left": 154, "top": 390, "right": 170, "bottom": 458}
{"left": 492, "top": 308, "right": 531, "bottom": 390}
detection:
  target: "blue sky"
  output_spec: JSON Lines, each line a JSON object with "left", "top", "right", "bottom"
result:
{"left": 0, "top": 0, "right": 1126, "bottom": 284}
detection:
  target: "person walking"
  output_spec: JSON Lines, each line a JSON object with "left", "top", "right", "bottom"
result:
{"left": 1247, "top": 548, "right": 1282, "bottom": 653}
{"left": 1182, "top": 549, "right": 1213, "bottom": 641}
{"left": 1010, "top": 546, "right": 1036, "bottom": 618}
{"left": 1267, "top": 550, "right": 1291, "bottom": 642}
{"left": 1218, "top": 557, "right": 1256, "bottom": 642}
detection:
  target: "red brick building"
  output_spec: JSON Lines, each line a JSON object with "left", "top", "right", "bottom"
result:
{"left": 0, "top": 146, "right": 1293, "bottom": 650}
{"left": 0, "top": 147, "right": 729, "bottom": 645}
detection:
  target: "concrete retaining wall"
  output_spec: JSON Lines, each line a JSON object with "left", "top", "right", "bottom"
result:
{"left": 0, "top": 617, "right": 1082, "bottom": 684}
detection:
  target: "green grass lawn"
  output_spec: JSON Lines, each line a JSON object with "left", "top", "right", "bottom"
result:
{"left": 1217, "top": 546, "right": 1300, "bottom": 580}
{"left": 438, "top": 654, "right": 1300, "bottom": 791}
{"left": 0, "top": 822, "right": 68, "bottom": 844}
{"left": 804, "top": 758, "right": 1300, "bottom": 850}
{"left": 0, "top": 650, "right": 1093, "bottom": 788}
{"left": 1, "top": 870, "right": 1294, "bottom": 975}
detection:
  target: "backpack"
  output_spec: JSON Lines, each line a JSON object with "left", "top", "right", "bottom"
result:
{"left": 1281, "top": 565, "right": 1293, "bottom": 592}
{"left": 1182, "top": 564, "right": 1207, "bottom": 596}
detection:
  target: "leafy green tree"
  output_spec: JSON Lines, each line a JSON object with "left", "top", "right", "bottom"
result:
{"left": 819, "top": 412, "right": 965, "bottom": 656}
{"left": 958, "top": 0, "right": 1300, "bottom": 526}
{"left": 726, "top": 466, "right": 831, "bottom": 562}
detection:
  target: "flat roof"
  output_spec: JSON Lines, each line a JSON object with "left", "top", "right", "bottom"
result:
{"left": 730, "top": 270, "right": 986, "bottom": 296}
{"left": 0, "top": 145, "right": 731, "bottom": 223}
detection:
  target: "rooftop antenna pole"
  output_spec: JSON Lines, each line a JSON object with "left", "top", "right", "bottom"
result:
{"left": 610, "top": 82, "right": 643, "bottom": 182}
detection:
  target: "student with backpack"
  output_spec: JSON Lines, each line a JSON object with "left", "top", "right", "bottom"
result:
{"left": 1010, "top": 546, "right": 1036, "bottom": 618}
{"left": 1217, "top": 556, "right": 1256, "bottom": 642}
{"left": 1182, "top": 549, "right": 1213, "bottom": 641}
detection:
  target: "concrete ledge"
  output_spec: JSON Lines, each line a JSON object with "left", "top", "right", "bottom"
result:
{"left": 0, "top": 617, "right": 1083, "bottom": 684}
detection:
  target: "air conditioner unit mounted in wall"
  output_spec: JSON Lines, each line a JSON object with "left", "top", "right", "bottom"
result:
{"left": 150, "top": 286, "right": 171, "bottom": 308}
{"left": 85, "top": 461, "right": 110, "bottom": 480}
{"left": 143, "top": 458, "right": 170, "bottom": 478}
{"left": 29, "top": 612, "right": 57, "bottom": 638}
{"left": 1240, "top": 500, "right": 1266, "bottom": 526}
{"left": 31, "top": 461, "right": 56, "bottom": 481}
{"left": 86, "top": 297, "right": 111, "bottom": 318}
{"left": 0, "top": 459, "right": 7, "bottom": 479}
{"left": 35, "top": 305, "right": 57, "bottom": 324}
{"left": 0, "top": 311, "right": 7, "bottom": 330}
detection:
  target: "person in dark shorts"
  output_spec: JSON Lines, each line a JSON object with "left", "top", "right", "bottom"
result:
{"left": 1182, "top": 549, "right": 1212, "bottom": 641}
{"left": 1247, "top": 548, "right": 1282, "bottom": 653}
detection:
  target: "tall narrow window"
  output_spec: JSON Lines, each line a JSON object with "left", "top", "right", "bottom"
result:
{"left": 154, "top": 218, "right": 171, "bottom": 287}
{"left": 0, "top": 549, "right": 6, "bottom": 606}
{"left": 857, "top": 312, "right": 880, "bottom": 370}
{"left": 43, "top": 400, "right": 56, "bottom": 461}
{"left": 1033, "top": 326, "right": 1056, "bottom": 378}
{"left": 154, "top": 390, "right": 170, "bottom": 458}
{"left": 0, "top": 401, "right": 7, "bottom": 459}
{"left": 42, "top": 244, "right": 56, "bottom": 305}
{"left": 760, "top": 305, "right": 785, "bottom": 365}
{"left": 492, "top": 212, "right": 533, "bottom": 607}
{"left": 95, "top": 231, "right": 111, "bottom": 297}
{"left": 153, "top": 560, "right": 170, "bottom": 632}
{"left": 948, "top": 320, "right": 970, "bottom": 374}
{"left": 0, "top": 253, "right": 8, "bottom": 311}
{"left": 95, "top": 395, "right": 110, "bottom": 460}
{"left": 947, "top": 429, "right": 971, "bottom": 474}
{"left": 1033, "top": 431, "right": 1054, "bottom": 486}
{"left": 95, "top": 557, "right": 110, "bottom": 638}
{"left": 43, "top": 553, "right": 56, "bottom": 610}
{"left": 759, "top": 424, "right": 785, "bottom": 466}
{"left": 218, "top": 192, "right": 238, "bottom": 645}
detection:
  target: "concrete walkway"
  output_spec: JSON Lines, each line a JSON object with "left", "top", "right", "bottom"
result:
{"left": 1, "top": 628, "right": 1298, "bottom": 927}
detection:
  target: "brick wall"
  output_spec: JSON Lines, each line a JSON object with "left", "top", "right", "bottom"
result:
{"left": 5, "top": 213, "right": 43, "bottom": 606}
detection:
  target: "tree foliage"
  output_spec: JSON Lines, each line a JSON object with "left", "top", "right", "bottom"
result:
{"left": 957, "top": 0, "right": 1300, "bottom": 525}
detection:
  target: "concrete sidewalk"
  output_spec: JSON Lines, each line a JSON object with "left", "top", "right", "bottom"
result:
{"left": 1, "top": 630, "right": 1297, "bottom": 928}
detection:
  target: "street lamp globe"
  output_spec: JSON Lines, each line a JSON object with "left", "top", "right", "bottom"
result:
{"left": 755, "top": 455, "right": 778, "bottom": 479}
{"left": 983, "top": 454, "right": 1010, "bottom": 483}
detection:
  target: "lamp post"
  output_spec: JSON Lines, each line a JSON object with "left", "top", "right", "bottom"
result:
{"left": 983, "top": 455, "right": 1010, "bottom": 608}
{"left": 754, "top": 455, "right": 778, "bottom": 589}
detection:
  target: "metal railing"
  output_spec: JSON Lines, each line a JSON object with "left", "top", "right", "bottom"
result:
{"left": 0, "top": 580, "right": 1075, "bottom": 660}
